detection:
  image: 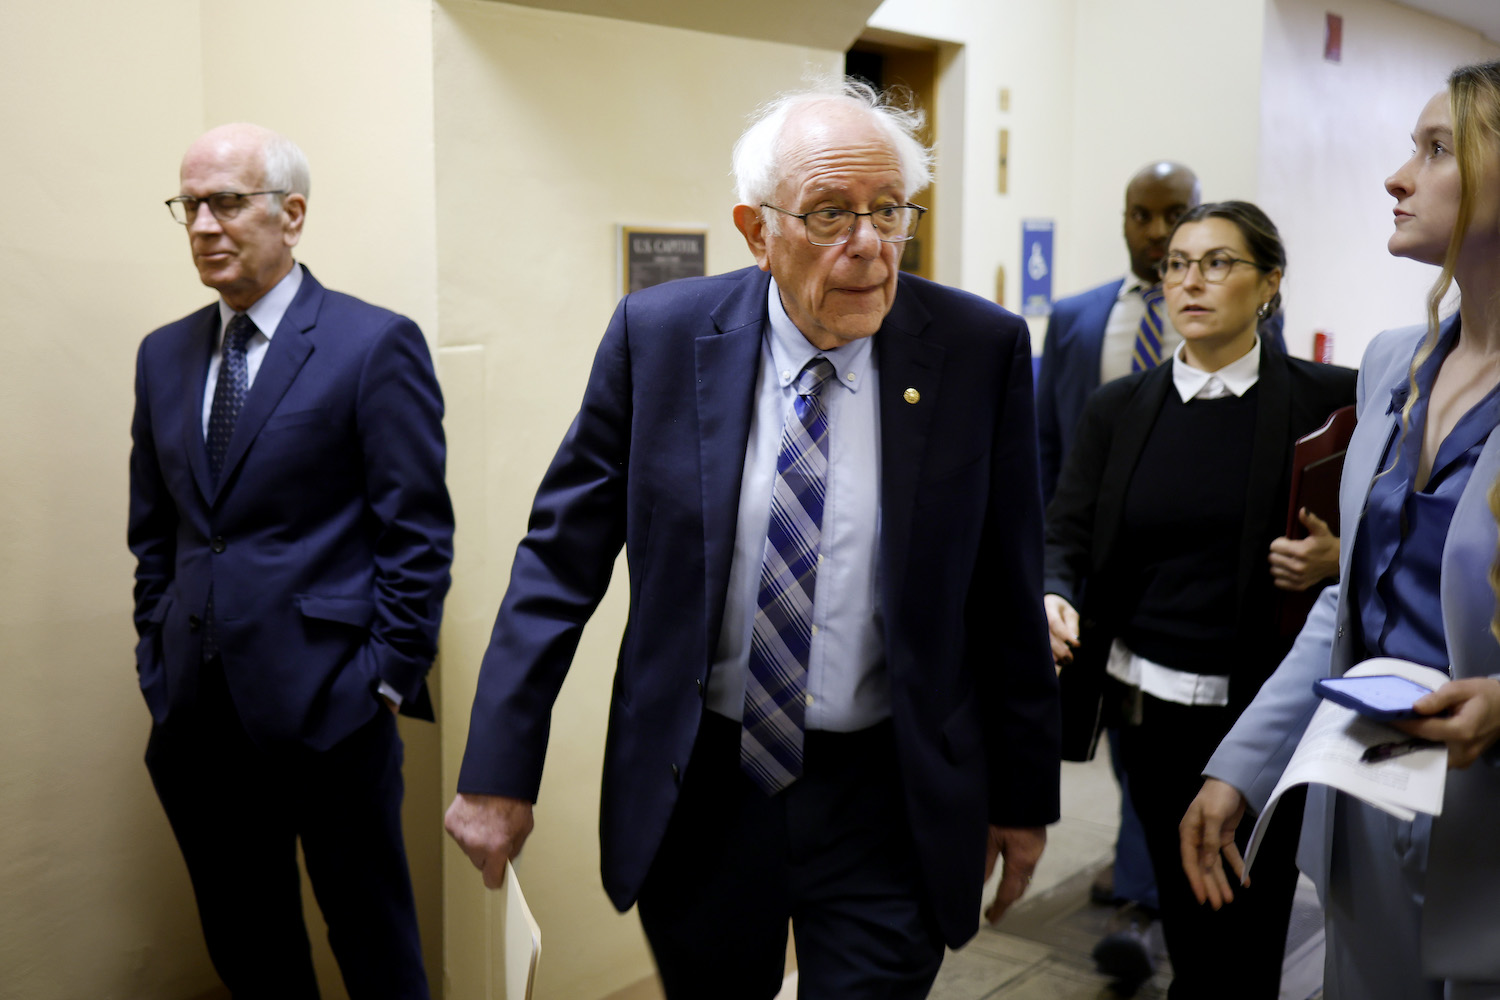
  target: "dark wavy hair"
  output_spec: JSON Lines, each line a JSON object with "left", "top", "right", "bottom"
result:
{"left": 1167, "top": 200, "right": 1286, "bottom": 321}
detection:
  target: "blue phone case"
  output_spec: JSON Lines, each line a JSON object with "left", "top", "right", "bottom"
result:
{"left": 1313, "top": 674, "right": 1433, "bottom": 720}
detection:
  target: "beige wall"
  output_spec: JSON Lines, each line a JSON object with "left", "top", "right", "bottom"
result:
{"left": 429, "top": 3, "right": 840, "bottom": 997}
{"left": 1258, "top": 0, "right": 1500, "bottom": 363}
{"left": 0, "top": 1, "right": 440, "bottom": 997}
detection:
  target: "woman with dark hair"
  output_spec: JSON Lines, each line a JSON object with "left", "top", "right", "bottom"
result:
{"left": 1046, "top": 200, "right": 1356, "bottom": 997}
{"left": 1182, "top": 61, "right": 1500, "bottom": 999}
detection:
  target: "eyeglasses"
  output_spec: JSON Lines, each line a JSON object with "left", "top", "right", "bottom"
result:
{"left": 1157, "top": 251, "right": 1268, "bottom": 286}
{"left": 164, "top": 190, "right": 287, "bottom": 225}
{"left": 760, "top": 203, "right": 926, "bottom": 246}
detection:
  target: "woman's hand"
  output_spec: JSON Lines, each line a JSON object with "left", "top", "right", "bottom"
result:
{"left": 1268, "top": 508, "right": 1340, "bottom": 592}
{"left": 1179, "top": 778, "right": 1249, "bottom": 909}
{"left": 1394, "top": 677, "right": 1500, "bottom": 769}
{"left": 1043, "top": 594, "right": 1080, "bottom": 668}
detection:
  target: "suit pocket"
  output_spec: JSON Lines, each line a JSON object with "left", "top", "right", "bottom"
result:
{"left": 262, "top": 406, "right": 331, "bottom": 432}
{"left": 297, "top": 594, "right": 375, "bottom": 628}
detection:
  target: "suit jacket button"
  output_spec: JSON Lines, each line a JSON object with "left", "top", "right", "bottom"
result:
{"left": 188, "top": 615, "right": 201, "bottom": 632}
{"left": 211, "top": 536, "right": 226, "bottom": 553}
{"left": 671, "top": 763, "right": 681, "bottom": 783}
{"left": 695, "top": 678, "right": 703, "bottom": 697}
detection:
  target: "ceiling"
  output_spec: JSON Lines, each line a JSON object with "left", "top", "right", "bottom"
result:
{"left": 1394, "top": 0, "right": 1500, "bottom": 44}
{"left": 492, "top": 0, "right": 886, "bottom": 52}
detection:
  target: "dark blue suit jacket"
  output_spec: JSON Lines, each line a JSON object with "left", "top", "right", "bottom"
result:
{"left": 1036, "top": 278, "right": 1288, "bottom": 506}
{"left": 128, "top": 268, "right": 454, "bottom": 751}
{"left": 456, "top": 266, "right": 1061, "bottom": 947}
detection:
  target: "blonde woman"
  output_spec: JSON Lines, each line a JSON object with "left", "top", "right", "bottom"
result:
{"left": 1181, "top": 60, "right": 1500, "bottom": 999}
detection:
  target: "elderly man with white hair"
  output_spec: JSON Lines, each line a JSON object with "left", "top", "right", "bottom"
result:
{"left": 446, "top": 80, "right": 1059, "bottom": 997}
{"left": 131, "top": 123, "right": 453, "bottom": 998}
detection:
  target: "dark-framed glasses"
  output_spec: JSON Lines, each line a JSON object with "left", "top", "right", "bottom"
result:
{"left": 1158, "top": 251, "right": 1268, "bottom": 286}
{"left": 165, "top": 190, "right": 287, "bottom": 225}
{"left": 760, "top": 203, "right": 927, "bottom": 246}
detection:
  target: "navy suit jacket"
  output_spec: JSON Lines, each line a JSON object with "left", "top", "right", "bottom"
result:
{"left": 456, "top": 265, "right": 1061, "bottom": 947}
{"left": 128, "top": 268, "right": 454, "bottom": 751}
{"left": 1036, "top": 278, "right": 1288, "bottom": 506}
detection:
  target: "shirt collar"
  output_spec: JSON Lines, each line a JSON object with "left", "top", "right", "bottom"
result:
{"left": 766, "top": 277, "right": 872, "bottom": 394}
{"left": 1171, "top": 336, "right": 1261, "bottom": 402}
{"left": 216, "top": 262, "right": 304, "bottom": 344}
{"left": 1118, "top": 274, "right": 1159, "bottom": 300}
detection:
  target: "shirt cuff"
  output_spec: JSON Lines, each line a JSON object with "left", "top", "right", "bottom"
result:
{"left": 377, "top": 680, "right": 403, "bottom": 707}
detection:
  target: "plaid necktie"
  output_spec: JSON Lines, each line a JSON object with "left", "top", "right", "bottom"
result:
{"left": 1131, "top": 285, "right": 1167, "bottom": 372}
{"left": 202, "top": 312, "right": 255, "bottom": 660}
{"left": 741, "top": 356, "right": 836, "bottom": 795}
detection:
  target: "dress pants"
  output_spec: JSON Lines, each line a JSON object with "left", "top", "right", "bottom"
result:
{"left": 1324, "top": 794, "right": 1500, "bottom": 1000}
{"left": 1117, "top": 690, "right": 1302, "bottom": 1000}
{"left": 145, "top": 656, "right": 428, "bottom": 999}
{"left": 636, "top": 712, "right": 946, "bottom": 1000}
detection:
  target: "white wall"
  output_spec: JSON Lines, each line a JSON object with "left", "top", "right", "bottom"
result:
{"left": 870, "top": 0, "right": 1270, "bottom": 349}
{"left": 1258, "top": 0, "right": 1499, "bottom": 363}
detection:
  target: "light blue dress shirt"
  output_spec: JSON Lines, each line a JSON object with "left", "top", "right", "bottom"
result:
{"left": 706, "top": 278, "right": 889, "bottom": 731}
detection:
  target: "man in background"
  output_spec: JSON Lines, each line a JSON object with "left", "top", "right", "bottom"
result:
{"left": 129, "top": 123, "right": 453, "bottom": 998}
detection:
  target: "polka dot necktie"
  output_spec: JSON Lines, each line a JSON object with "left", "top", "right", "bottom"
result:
{"left": 202, "top": 312, "right": 254, "bottom": 661}
{"left": 206, "top": 312, "right": 255, "bottom": 483}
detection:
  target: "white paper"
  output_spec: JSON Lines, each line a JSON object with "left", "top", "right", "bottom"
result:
{"left": 504, "top": 861, "right": 541, "bottom": 1000}
{"left": 1242, "top": 658, "right": 1449, "bottom": 874}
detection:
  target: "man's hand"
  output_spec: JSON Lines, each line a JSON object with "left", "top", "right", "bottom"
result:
{"left": 1179, "top": 778, "right": 1248, "bottom": 909}
{"left": 380, "top": 694, "right": 400, "bottom": 715}
{"left": 1268, "top": 508, "right": 1339, "bottom": 592}
{"left": 1394, "top": 677, "right": 1500, "bottom": 769}
{"left": 983, "top": 825, "right": 1045, "bottom": 924}
{"left": 1043, "top": 594, "right": 1081, "bottom": 668}
{"left": 444, "top": 792, "right": 536, "bottom": 890}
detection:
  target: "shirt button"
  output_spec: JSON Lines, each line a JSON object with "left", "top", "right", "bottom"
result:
{"left": 810, "top": 624, "right": 819, "bottom": 636}
{"left": 846, "top": 372, "right": 856, "bottom": 382}
{"left": 805, "top": 693, "right": 815, "bottom": 706}
{"left": 211, "top": 536, "right": 226, "bottom": 553}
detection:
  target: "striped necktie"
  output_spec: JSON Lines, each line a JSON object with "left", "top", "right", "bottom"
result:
{"left": 741, "top": 356, "right": 836, "bottom": 795}
{"left": 1132, "top": 285, "right": 1167, "bottom": 372}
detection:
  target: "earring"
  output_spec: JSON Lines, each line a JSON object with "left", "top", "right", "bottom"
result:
{"left": 1257, "top": 301, "right": 1272, "bottom": 319}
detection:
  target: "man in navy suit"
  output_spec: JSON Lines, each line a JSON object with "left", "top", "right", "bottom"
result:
{"left": 130, "top": 123, "right": 452, "bottom": 999}
{"left": 445, "top": 82, "right": 1060, "bottom": 997}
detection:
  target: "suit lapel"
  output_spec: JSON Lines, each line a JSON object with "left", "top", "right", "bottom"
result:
{"left": 1093, "top": 366, "right": 1170, "bottom": 569}
{"left": 181, "top": 306, "right": 219, "bottom": 503}
{"left": 1235, "top": 350, "right": 1291, "bottom": 612}
{"left": 697, "top": 269, "right": 773, "bottom": 652}
{"left": 1081, "top": 279, "right": 1125, "bottom": 377}
{"left": 875, "top": 284, "right": 941, "bottom": 597}
{"left": 210, "top": 270, "right": 322, "bottom": 504}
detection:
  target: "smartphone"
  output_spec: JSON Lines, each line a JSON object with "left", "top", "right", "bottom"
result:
{"left": 1313, "top": 674, "right": 1434, "bottom": 720}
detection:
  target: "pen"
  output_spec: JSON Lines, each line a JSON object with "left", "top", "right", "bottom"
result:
{"left": 1361, "top": 738, "right": 1443, "bottom": 763}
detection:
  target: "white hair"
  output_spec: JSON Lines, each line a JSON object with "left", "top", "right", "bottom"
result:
{"left": 731, "top": 78, "right": 933, "bottom": 224}
{"left": 260, "top": 130, "right": 311, "bottom": 202}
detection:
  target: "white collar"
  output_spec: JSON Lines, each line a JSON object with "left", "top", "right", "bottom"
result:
{"left": 215, "top": 262, "right": 304, "bottom": 344}
{"left": 1171, "top": 336, "right": 1261, "bottom": 402}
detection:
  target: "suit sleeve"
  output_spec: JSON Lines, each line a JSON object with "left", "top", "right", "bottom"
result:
{"left": 455, "top": 301, "right": 634, "bottom": 802}
{"left": 975, "top": 325, "right": 1062, "bottom": 827}
{"left": 1035, "top": 311, "right": 1066, "bottom": 509}
{"left": 1042, "top": 384, "right": 1118, "bottom": 605}
{"left": 127, "top": 337, "right": 176, "bottom": 635}
{"left": 354, "top": 317, "right": 455, "bottom": 705}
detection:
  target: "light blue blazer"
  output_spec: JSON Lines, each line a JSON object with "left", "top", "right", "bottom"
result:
{"left": 1205, "top": 318, "right": 1500, "bottom": 980}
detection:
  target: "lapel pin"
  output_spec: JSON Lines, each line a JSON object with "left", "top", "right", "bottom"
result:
{"left": 903, "top": 387, "right": 920, "bottom": 405}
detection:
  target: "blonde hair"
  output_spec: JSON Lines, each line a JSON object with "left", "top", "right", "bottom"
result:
{"left": 1420, "top": 62, "right": 1500, "bottom": 642}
